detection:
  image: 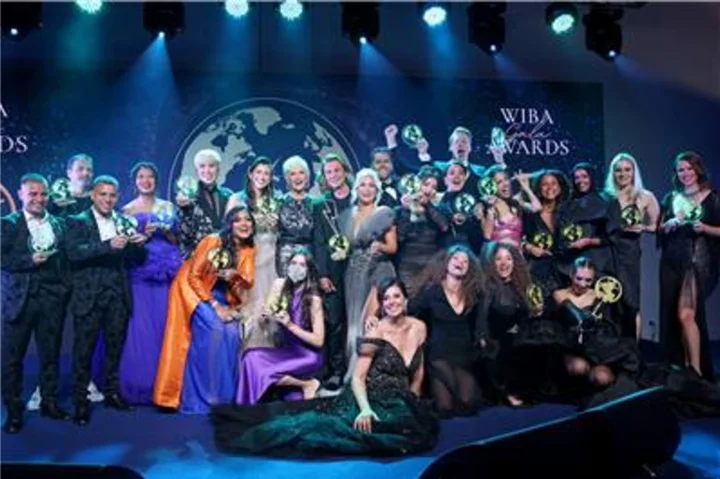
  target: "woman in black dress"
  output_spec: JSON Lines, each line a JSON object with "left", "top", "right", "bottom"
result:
{"left": 211, "top": 278, "right": 438, "bottom": 457}
{"left": 603, "top": 153, "right": 660, "bottom": 340}
{"left": 395, "top": 165, "right": 448, "bottom": 298}
{"left": 408, "top": 244, "right": 485, "bottom": 417}
{"left": 658, "top": 152, "right": 720, "bottom": 380}
{"left": 522, "top": 169, "right": 570, "bottom": 302}
{"left": 474, "top": 242, "right": 534, "bottom": 407}
{"left": 552, "top": 257, "right": 640, "bottom": 393}
{"left": 556, "top": 162, "right": 616, "bottom": 283}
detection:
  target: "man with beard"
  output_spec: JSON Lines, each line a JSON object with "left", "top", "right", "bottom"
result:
{"left": 313, "top": 153, "right": 353, "bottom": 392}
{"left": 47, "top": 154, "right": 94, "bottom": 217}
{"left": 66, "top": 176, "right": 146, "bottom": 425}
{"left": 176, "top": 149, "right": 233, "bottom": 259}
{"left": 370, "top": 147, "right": 400, "bottom": 208}
{"left": 2, "top": 174, "right": 72, "bottom": 433}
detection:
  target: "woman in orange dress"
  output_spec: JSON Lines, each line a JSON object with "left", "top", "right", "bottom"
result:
{"left": 153, "top": 206, "right": 256, "bottom": 413}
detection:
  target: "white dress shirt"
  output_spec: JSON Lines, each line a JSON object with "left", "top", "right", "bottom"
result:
{"left": 92, "top": 207, "right": 118, "bottom": 242}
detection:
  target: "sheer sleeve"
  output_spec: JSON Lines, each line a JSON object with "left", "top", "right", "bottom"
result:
{"left": 356, "top": 337, "right": 384, "bottom": 358}
{"left": 474, "top": 288, "right": 492, "bottom": 345}
{"left": 408, "top": 286, "right": 432, "bottom": 326}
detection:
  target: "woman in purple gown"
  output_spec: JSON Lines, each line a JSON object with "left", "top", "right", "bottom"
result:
{"left": 236, "top": 247, "right": 325, "bottom": 405}
{"left": 119, "top": 162, "right": 183, "bottom": 404}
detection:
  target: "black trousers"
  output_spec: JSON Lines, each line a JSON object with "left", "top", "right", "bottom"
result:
{"left": 2, "top": 291, "right": 66, "bottom": 409}
{"left": 72, "top": 290, "right": 129, "bottom": 405}
{"left": 322, "top": 286, "right": 347, "bottom": 381}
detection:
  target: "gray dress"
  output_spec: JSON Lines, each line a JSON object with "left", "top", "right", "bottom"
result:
{"left": 340, "top": 206, "right": 397, "bottom": 382}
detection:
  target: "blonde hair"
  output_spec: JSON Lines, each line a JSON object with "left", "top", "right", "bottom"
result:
{"left": 351, "top": 168, "right": 382, "bottom": 206}
{"left": 193, "top": 149, "right": 222, "bottom": 168}
{"left": 448, "top": 126, "right": 472, "bottom": 146}
{"left": 604, "top": 152, "right": 645, "bottom": 198}
{"left": 282, "top": 155, "right": 310, "bottom": 189}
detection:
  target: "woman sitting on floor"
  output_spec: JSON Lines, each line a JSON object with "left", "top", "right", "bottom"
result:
{"left": 211, "top": 277, "right": 438, "bottom": 457}
{"left": 236, "top": 247, "right": 325, "bottom": 405}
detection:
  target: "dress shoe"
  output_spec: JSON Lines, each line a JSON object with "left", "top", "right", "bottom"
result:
{"left": 3, "top": 410, "right": 23, "bottom": 434}
{"left": 103, "top": 393, "right": 134, "bottom": 411}
{"left": 322, "top": 375, "right": 343, "bottom": 391}
{"left": 73, "top": 404, "right": 91, "bottom": 426}
{"left": 40, "top": 402, "right": 71, "bottom": 420}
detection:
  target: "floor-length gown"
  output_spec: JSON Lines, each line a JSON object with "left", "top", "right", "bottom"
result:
{"left": 409, "top": 284, "right": 484, "bottom": 417}
{"left": 658, "top": 190, "right": 720, "bottom": 381}
{"left": 236, "top": 287, "right": 323, "bottom": 404}
{"left": 119, "top": 211, "right": 182, "bottom": 404}
{"left": 211, "top": 338, "right": 438, "bottom": 457}
{"left": 341, "top": 206, "right": 396, "bottom": 382}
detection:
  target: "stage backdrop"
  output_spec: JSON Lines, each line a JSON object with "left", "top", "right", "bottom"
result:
{"left": 0, "top": 70, "right": 604, "bottom": 209}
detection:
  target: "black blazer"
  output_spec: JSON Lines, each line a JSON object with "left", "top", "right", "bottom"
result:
{"left": 1, "top": 211, "right": 71, "bottom": 322}
{"left": 65, "top": 209, "right": 147, "bottom": 317}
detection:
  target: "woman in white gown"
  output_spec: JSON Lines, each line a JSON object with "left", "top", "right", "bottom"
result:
{"left": 226, "top": 157, "right": 280, "bottom": 346}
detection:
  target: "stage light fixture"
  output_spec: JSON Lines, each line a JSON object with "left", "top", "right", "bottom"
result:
{"left": 546, "top": 2, "right": 577, "bottom": 36}
{"left": 419, "top": 3, "right": 448, "bottom": 28}
{"left": 1, "top": 2, "right": 42, "bottom": 40}
{"left": 224, "top": 0, "right": 249, "bottom": 19}
{"left": 75, "top": 0, "right": 103, "bottom": 15}
{"left": 342, "top": 2, "right": 380, "bottom": 46}
{"left": 467, "top": 2, "right": 506, "bottom": 55}
{"left": 143, "top": 2, "right": 185, "bottom": 38}
{"left": 279, "top": 0, "right": 303, "bottom": 21}
{"left": 583, "top": 5, "right": 623, "bottom": 61}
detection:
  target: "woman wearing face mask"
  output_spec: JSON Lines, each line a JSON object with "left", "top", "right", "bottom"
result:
{"left": 522, "top": 169, "right": 570, "bottom": 302}
{"left": 474, "top": 242, "right": 534, "bottom": 407}
{"left": 395, "top": 165, "right": 449, "bottom": 298}
{"left": 226, "top": 157, "right": 281, "bottom": 337}
{"left": 603, "top": 153, "right": 660, "bottom": 341}
{"left": 477, "top": 165, "right": 542, "bottom": 250}
{"left": 408, "top": 245, "right": 485, "bottom": 417}
{"left": 552, "top": 257, "right": 640, "bottom": 403}
{"left": 658, "top": 152, "right": 720, "bottom": 380}
{"left": 212, "top": 278, "right": 436, "bottom": 457}
{"left": 235, "top": 247, "right": 325, "bottom": 404}
{"left": 340, "top": 168, "right": 398, "bottom": 384}
{"left": 118, "top": 162, "right": 183, "bottom": 405}
{"left": 556, "top": 162, "right": 616, "bottom": 284}
{"left": 154, "top": 206, "right": 256, "bottom": 414}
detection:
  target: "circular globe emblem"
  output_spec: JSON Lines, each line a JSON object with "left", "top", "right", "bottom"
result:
{"left": 169, "top": 98, "right": 359, "bottom": 196}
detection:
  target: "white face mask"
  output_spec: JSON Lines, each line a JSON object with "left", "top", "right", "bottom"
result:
{"left": 287, "top": 263, "right": 308, "bottom": 283}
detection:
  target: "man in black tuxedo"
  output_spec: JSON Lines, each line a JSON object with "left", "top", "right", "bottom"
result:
{"left": 66, "top": 176, "right": 146, "bottom": 425}
{"left": 47, "top": 153, "right": 94, "bottom": 218}
{"left": 1, "top": 174, "right": 72, "bottom": 434}
{"left": 370, "top": 147, "right": 400, "bottom": 209}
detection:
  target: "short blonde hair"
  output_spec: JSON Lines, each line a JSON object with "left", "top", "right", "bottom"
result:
{"left": 282, "top": 155, "right": 310, "bottom": 186}
{"left": 193, "top": 149, "right": 222, "bottom": 168}
{"left": 448, "top": 126, "right": 472, "bottom": 146}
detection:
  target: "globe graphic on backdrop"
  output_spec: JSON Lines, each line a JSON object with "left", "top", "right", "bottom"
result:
{"left": 169, "top": 98, "right": 359, "bottom": 196}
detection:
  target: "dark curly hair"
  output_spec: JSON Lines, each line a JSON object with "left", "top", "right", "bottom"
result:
{"left": 532, "top": 169, "right": 571, "bottom": 206}
{"left": 219, "top": 205, "right": 255, "bottom": 267}
{"left": 480, "top": 241, "right": 531, "bottom": 303}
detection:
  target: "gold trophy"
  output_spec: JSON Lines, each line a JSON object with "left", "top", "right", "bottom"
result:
{"left": 398, "top": 174, "right": 424, "bottom": 222}
{"left": 526, "top": 283, "right": 544, "bottom": 313}
{"left": 685, "top": 204, "right": 705, "bottom": 223}
{"left": 561, "top": 223, "right": 584, "bottom": 243}
{"left": 401, "top": 124, "right": 425, "bottom": 149}
{"left": 590, "top": 276, "right": 623, "bottom": 319}
{"left": 208, "top": 247, "right": 232, "bottom": 270}
{"left": 530, "top": 231, "right": 554, "bottom": 251}
{"left": 328, "top": 234, "right": 351, "bottom": 261}
{"left": 453, "top": 193, "right": 477, "bottom": 219}
{"left": 114, "top": 214, "right": 139, "bottom": 237}
{"left": 151, "top": 202, "right": 175, "bottom": 230}
{"left": 478, "top": 176, "right": 498, "bottom": 198}
{"left": 176, "top": 176, "right": 199, "bottom": 200}
{"left": 621, "top": 204, "right": 643, "bottom": 228}
{"left": 50, "top": 178, "right": 75, "bottom": 206}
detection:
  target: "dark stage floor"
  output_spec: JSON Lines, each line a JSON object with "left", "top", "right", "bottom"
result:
{"left": 2, "top": 344, "right": 719, "bottom": 479}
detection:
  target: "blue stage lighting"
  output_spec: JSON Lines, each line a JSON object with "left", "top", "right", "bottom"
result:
{"left": 225, "top": 0, "right": 249, "bottom": 19}
{"left": 546, "top": 3, "right": 577, "bottom": 36}
{"left": 359, "top": 36, "right": 368, "bottom": 44}
{"left": 423, "top": 5, "right": 447, "bottom": 27}
{"left": 10, "top": 28, "right": 18, "bottom": 36}
{"left": 279, "top": 0, "right": 303, "bottom": 21}
{"left": 75, "top": 0, "right": 103, "bottom": 14}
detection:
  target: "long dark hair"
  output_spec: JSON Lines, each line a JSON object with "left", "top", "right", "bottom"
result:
{"left": 411, "top": 244, "right": 484, "bottom": 310}
{"left": 130, "top": 161, "right": 160, "bottom": 196}
{"left": 481, "top": 241, "right": 531, "bottom": 303}
{"left": 672, "top": 151, "right": 712, "bottom": 192}
{"left": 243, "top": 156, "right": 276, "bottom": 207}
{"left": 484, "top": 164, "right": 522, "bottom": 213}
{"left": 219, "top": 205, "right": 255, "bottom": 266}
{"left": 278, "top": 246, "right": 322, "bottom": 330}
{"left": 571, "top": 162, "right": 597, "bottom": 199}
{"left": 532, "top": 169, "right": 571, "bottom": 207}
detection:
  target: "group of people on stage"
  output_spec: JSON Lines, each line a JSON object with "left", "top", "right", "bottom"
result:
{"left": 2, "top": 125, "right": 719, "bottom": 458}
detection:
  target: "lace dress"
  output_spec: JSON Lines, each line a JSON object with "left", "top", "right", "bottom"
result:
{"left": 211, "top": 338, "right": 438, "bottom": 457}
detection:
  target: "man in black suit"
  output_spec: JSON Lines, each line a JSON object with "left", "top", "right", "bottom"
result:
{"left": 66, "top": 176, "right": 146, "bottom": 425}
{"left": 1, "top": 174, "right": 72, "bottom": 434}
{"left": 370, "top": 147, "right": 400, "bottom": 209}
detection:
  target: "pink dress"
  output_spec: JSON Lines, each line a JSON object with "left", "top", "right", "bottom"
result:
{"left": 490, "top": 214, "right": 523, "bottom": 248}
